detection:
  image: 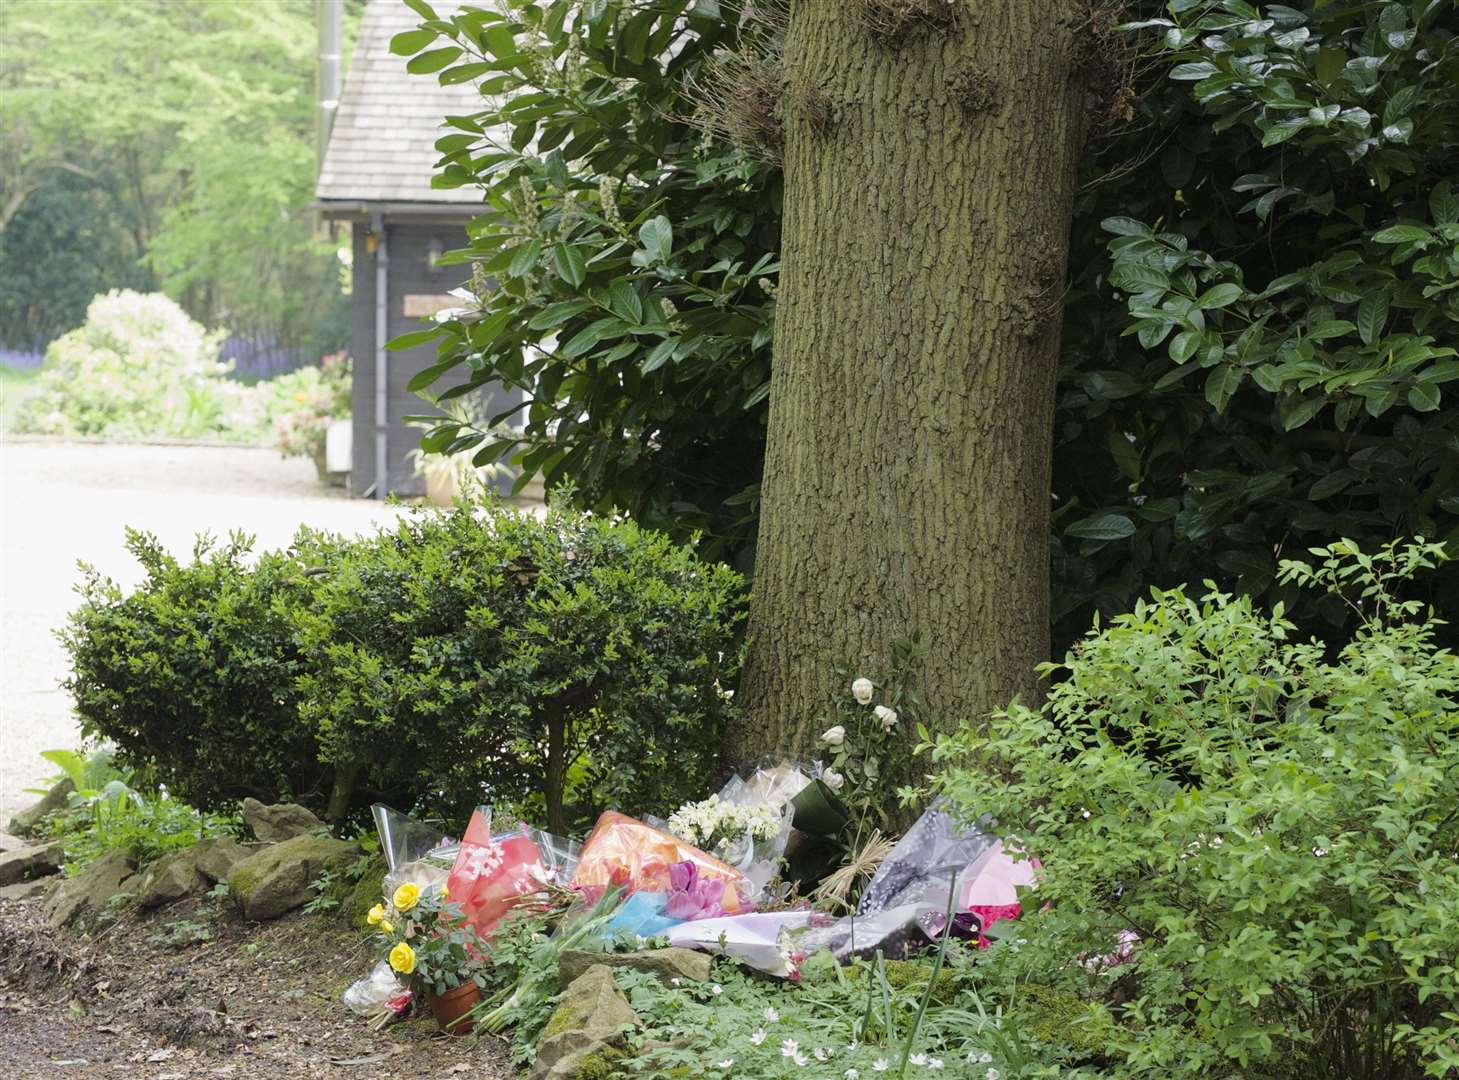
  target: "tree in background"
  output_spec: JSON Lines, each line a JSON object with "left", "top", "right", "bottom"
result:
{"left": 0, "top": 0, "right": 354, "bottom": 357}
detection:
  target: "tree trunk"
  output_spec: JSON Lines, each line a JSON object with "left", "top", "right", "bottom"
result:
{"left": 734, "top": 0, "right": 1087, "bottom": 761}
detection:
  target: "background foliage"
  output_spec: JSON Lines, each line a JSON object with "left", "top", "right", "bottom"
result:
{"left": 401, "top": 0, "right": 1459, "bottom": 650}
{"left": 0, "top": 0, "right": 355, "bottom": 357}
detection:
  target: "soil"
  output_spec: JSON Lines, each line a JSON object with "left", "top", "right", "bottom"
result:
{"left": 0, "top": 891, "right": 517, "bottom": 1079}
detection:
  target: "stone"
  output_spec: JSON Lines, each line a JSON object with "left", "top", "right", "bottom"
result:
{"left": 190, "top": 837, "right": 252, "bottom": 883}
{"left": 0, "top": 842, "right": 63, "bottom": 886}
{"left": 529, "top": 965, "right": 639, "bottom": 1080}
{"left": 240, "top": 798, "right": 324, "bottom": 843}
{"left": 228, "top": 834, "right": 358, "bottom": 921}
{"left": 6, "top": 779, "right": 75, "bottom": 838}
{"left": 558, "top": 947, "right": 711, "bottom": 989}
{"left": 45, "top": 850, "right": 138, "bottom": 928}
{"left": 135, "top": 849, "right": 208, "bottom": 908}
{"left": 0, "top": 877, "right": 57, "bottom": 902}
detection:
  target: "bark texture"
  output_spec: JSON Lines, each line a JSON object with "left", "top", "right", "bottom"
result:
{"left": 734, "top": 0, "right": 1087, "bottom": 760}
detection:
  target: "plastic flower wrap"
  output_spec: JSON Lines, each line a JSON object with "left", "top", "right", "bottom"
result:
{"left": 446, "top": 808, "right": 578, "bottom": 939}
{"left": 571, "top": 810, "right": 753, "bottom": 915}
{"left": 372, "top": 803, "right": 460, "bottom": 899}
{"left": 786, "top": 801, "right": 1000, "bottom": 962}
{"left": 665, "top": 759, "right": 810, "bottom": 894}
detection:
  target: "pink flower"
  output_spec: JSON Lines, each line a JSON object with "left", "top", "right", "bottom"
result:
{"left": 663, "top": 860, "right": 727, "bottom": 921}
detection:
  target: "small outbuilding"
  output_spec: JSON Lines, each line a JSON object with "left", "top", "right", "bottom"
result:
{"left": 314, "top": 0, "right": 513, "bottom": 498}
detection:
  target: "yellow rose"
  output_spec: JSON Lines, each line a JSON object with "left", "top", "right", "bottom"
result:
{"left": 392, "top": 882, "right": 421, "bottom": 912}
{"left": 388, "top": 941, "right": 416, "bottom": 975}
{"left": 379, "top": 919, "right": 394, "bottom": 935}
{"left": 366, "top": 904, "right": 385, "bottom": 926}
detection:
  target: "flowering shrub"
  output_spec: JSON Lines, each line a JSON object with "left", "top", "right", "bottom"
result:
{"left": 268, "top": 352, "right": 350, "bottom": 469}
{"left": 15, "top": 290, "right": 234, "bottom": 437}
{"left": 928, "top": 539, "right": 1459, "bottom": 1080}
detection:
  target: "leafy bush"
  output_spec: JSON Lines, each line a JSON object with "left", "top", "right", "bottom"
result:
{"left": 14, "top": 290, "right": 236, "bottom": 438}
{"left": 63, "top": 528, "right": 333, "bottom": 812}
{"left": 929, "top": 539, "right": 1459, "bottom": 1079}
{"left": 294, "top": 495, "right": 746, "bottom": 830}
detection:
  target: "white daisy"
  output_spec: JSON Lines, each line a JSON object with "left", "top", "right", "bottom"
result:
{"left": 910, "top": 1053, "right": 928, "bottom": 1066}
{"left": 873, "top": 1061, "right": 890, "bottom": 1073}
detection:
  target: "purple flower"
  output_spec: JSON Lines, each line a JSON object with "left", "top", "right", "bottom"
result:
{"left": 663, "top": 860, "right": 727, "bottom": 921}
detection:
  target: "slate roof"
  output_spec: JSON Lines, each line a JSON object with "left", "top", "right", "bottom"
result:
{"left": 315, "top": 0, "right": 485, "bottom": 208}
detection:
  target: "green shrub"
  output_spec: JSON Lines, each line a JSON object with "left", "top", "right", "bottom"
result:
{"left": 62, "top": 528, "right": 333, "bottom": 812}
{"left": 294, "top": 495, "right": 746, "bottom": 831}
{"left": 930, "top": 539, "right": 1459, "bottom": 1080}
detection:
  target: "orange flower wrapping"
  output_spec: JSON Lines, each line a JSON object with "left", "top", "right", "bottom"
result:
{"left": 572, "top": 811, "right": 752, "bottom": 913}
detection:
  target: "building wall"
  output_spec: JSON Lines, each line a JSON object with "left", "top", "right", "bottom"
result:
{"left": 349, "top": 217, "right": 517, "bottom": 497}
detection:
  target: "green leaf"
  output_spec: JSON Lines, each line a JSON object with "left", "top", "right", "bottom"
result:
{"left": 407, "top": 47, "right": 464, "bottom": 74}
{"left": 387, "top": 327, "right": 447, "bottom": 351}
{"left": 439, "top": 62, "right": 493, "bottom": 85}
{"left": 1280, "top": 395, "right": 1325, "bottom": 431}
{"left": 508, "top": 240, "right": 541, "bottom": 278}
{"left": 389, "top": 28, "right": 437, "bottom": 55}
{"left": 527, "top": 300, "right": 593, "bottom": 330}
{"left": 1371, "top": 224, "right": 1431, "bottom": 245}
{"left": 641, "top": 338, "right": 677, "bottom": 374}
{"left": 1196, "top": 283, "right": 1243, "bottom": 309}
{"left": 1204, "top": 365, "right": 1244, "bottom": 413}
{"left": 1170, "top": 61, "right": 1218, "bottom": 81}
{"left": 552, "top": 244, "right": 586, "bottom": 288}
{"left": 1101, "top": 217, "right": 1153, "bottom": 237}
{"left": 1356, "top": 293, "right": 1389, "bottom": 346}
{"left": 1408, "top": 383, "right": 1441, "bottom": 412}
{"left": 402, "top": 0, "right": 438, "bottom": 19}
{"left": 639, "top": 216, "right": 673, "bottom": 263}
{"left": 1067, "top": 513, "right": 1137, "bottom": 541}
{"left": 1169, "top": 330, "right": 1201, "bottom": 363}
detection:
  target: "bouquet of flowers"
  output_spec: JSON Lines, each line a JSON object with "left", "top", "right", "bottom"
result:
{"left": 668, "top": 794, "right": 782, "bottom": 860}
{"left": 369, "top": 881, "right": 487, "bottom": 1033}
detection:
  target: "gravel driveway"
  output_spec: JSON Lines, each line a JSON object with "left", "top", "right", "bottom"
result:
{"left": 0, "top": 440, "right": 403, "bottom": 826}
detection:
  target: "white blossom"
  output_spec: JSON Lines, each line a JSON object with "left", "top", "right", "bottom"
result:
{"left": 874, "top": 705, "right": 898, "bottom": 730}
{"left": 815, "top": 1047, "right": 831, "bottom": 1061}
{"left": 821, "top": 725, "right": 846, "bottom": 746}
{"left": 794, "top": 1051, "right": 808, "bottom": 1066}
{"left": 844, "top": 1071, "right": 860, "bottom": 1080}
{"left": 750, "top": 1029, "right": 768, "bottom": 1045}
{"left": 872, "top": 1060, "right": 890, "bottom": 1073}
{"left": 716, "top": 1061, "right": 734, "bottom": 1070}
{"left": 928, "top": 1059, "right": 943, "bottom": 1070}
{"left": 781, "top": 1038, "right": 800, "bottom": 1058}
{"left": 909, "top": 1053, "right": 928, "bottom": 1066}
{"left": 852, "top": 677, "right": 874, "bottom": 704}
{"left": 822, "top": 768, "right": 845, "bottom": 791}
{"left": 763, "top": 1007, "right": 780, "bottom": 1023}
{"left": 987, "top": 1069, "right": 1000, "bottom": 1080}
{"left": 711, "top": 984, "right": 723, "bottom": 996}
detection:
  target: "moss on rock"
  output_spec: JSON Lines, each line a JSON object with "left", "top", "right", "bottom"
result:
{"left": 340, "top": 855, "right": 386, "bottom": 925}
{"left": 1015, "top": 984, "right": 1118, "bottom": 1059}
{"left": 571, "top": 1045, "right": 629, "bottom": 1079}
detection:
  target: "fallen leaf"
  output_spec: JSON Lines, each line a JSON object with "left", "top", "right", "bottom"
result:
{"left": 147, "top": 1048, "right": 176, "bottom": 1062}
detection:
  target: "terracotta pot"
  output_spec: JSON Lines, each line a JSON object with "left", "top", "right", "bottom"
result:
{"left": 423, "top": 980, "right": 481, "bottom": 1035}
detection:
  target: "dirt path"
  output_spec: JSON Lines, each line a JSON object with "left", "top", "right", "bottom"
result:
{"left": 0, "top": 440, "right": 403, "bottom": 825}
{"left": 0, "top": 892, "right": 516, "bottom": 1078}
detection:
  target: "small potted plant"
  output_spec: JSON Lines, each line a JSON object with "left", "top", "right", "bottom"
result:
{"left": 369, "top": 881, "right": 485, "bottom": 1034}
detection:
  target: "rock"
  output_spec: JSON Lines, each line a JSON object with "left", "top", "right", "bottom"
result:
{"left": 240, "top": 798, "right": 323, "bottom": 843}
{"left": 0, "top": 877, "right": 57, "bottom": 902}
{"left": 190, "top": 837, "right": 252, "bottom": 883}
{"left": 342, "top": 854, "right": 387, "bottom": 926}
{"left": 45, "top": 850, "right": 138, "bottom": 928}
{"left": 529, "top": 965, "right": 638, "bottom": 1080}
{"left": 0, "top": 842, "right": 63, "bottom": 886}
{"left": 6, "top": 779, "right": 75, "bottom": 837}
{"left": 559, "top": 947, "right": 711, "bottom": 989}
{"left": 228, "top": 834, "right": 358, "bottom": 921}
{"left": 135, "top": 849, "right": 208, "bottom": 908}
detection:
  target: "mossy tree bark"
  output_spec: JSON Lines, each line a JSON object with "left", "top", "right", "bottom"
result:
{"left": 734, "top": 1, "right": 1088, "bottom": 761}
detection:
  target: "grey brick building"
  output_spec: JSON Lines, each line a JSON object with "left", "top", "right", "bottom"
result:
{"left": 314, "top": 0, "right": 513, "bottom": 497}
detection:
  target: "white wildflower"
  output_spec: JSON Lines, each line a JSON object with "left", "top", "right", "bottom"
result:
{"left": 815, "top": 1047, "right": 830, "bottom": 1061}
{"left": 711, "top": 984, "right": 723, "bottom": 996}
{"left": 852, "top": 677, "right": 874, "bottom": 704}
{"left": 874, "top": 705, "right": 898, "bottom": 730}
{"left": 716, "top": 1061, "right": 734, "bottom": 1070}
{"left": 764, "top": 1007, "right": 780, "bottom": 1023}
{"left": 822, "top": 768, "right": 845, "bottom": 791}
{"left": 794, "top": 1051, "right": 808, "bottom": 1066}
{"left": 873, "top": 1060, "right": 890, "bottom": 1073}
{"left": 751, "top": 1029, "right": 768, "bottom": 1046}
{"left": 928, "top": 1059, "right": 943, "bottom": 1070}
{"left": 987, "top": 1069, "right": 1000, "bottom": 1080}
{"left": 821, "top": 725, "right": 846, "bottom": 746}
{"left": 845, "top": 1071, "right": 860, "bottom": 1080}
{"left": 781, "top": 1038, "right": 799, "bottom": 1058}
{"left": 909, "top": 1053, "right": 928, "bottom": 1065}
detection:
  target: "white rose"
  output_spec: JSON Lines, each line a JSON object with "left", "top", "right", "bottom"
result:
{"left": 822, "top": 768, "right": 845, "bottom": 791}
{"left": 820, "top": 725, "right": 846, "bottom": 746}
{"left": 851, "top": 677, "right": 874, "bottom": 705}
{"left": 874, "top": 705, "right": 898, "bottom": 730}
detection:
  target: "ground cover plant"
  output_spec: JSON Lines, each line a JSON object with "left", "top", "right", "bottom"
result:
{"left": 928, "top": 539, "right": 1459, "bottom": 1079}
